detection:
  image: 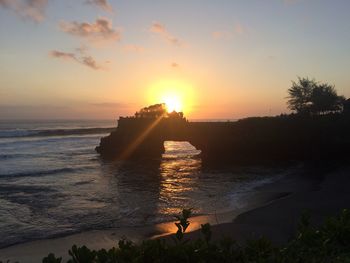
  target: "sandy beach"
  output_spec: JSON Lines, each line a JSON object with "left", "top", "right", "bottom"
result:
{"left": 1, "top": 165, "right": 348, "bottom": 262}
{"left": 181, "top": 165, "right": 350, "bottom": 244}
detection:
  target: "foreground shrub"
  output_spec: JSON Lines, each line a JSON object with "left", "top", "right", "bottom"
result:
{"left": 2, "top": 209, "right": 350, "bottom": 262}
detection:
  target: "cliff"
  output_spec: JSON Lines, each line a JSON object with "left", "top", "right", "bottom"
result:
{"left": 96, "top": 108, "right": 350, "bottom": 163}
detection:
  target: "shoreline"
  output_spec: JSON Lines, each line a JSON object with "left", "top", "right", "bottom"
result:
{"left": 179, "top": 165, "right": 350, "bottom": 245}
{"left": 0, "top": 166, "right": 325, "bottom": 262}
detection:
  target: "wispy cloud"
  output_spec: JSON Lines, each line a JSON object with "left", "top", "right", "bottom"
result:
{"left": 0, "top": 104, "right": 73, "bottom": 119}
{"left": 0, "top": 0, "right": 48, "bottom": 22}
{"left": 234, "top": 23, "right": 245, "bottom": 35}
{"left": 0, "top": 102, "right": 138, "bottom": 120}
{"left": 0, "top": 0, "right": 10, "bottom": 8}
{"left": 150, "top": 22, "right": 182, "bottom": 46}
{"left": 90, "top": 102, "right": 127, "bottom": 108}
{"left": 171, "top": 62, "right": 179, "bottom": 68}
{"left": 212, "top": 30, "right": 232, "bottom": 40}
{"left": 81, "top": 56, "right": 101, "bottom": 70}
{"left": 49, "top": 50, "right": 77, "bottom": 61}
{"left": 86, "top": 0, "right": 113, "bottom": 12}
{"left": 60, "top": 17, "right": 121, "bottom": 45}
{"left": 49, "top": 49, "right": 103, "bottom": 70}
{"left": 212, "top": 23, "right": 245, "bottom": 40}
{"left": 123, "top": 44, "right": 145, "bottom": 53}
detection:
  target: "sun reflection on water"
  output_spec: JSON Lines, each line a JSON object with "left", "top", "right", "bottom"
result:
{"left": 158, "top": 141, "right": 201, "bottom": 216}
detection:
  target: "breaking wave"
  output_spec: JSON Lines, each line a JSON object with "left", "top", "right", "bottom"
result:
{"left": 0, "top": 127, "right": 115, "bottom": 139}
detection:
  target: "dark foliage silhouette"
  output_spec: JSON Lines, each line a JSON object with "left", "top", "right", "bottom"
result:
{"left": 2, "top": 209, "right": 347, "bottom": 262}
{"left": 310, "top": 83, "right": 345, "bottom": 114}
{"left": 287, "top": 77, "right": 315, "bottom": 115}
{"left": 134, "top": 103, "right": 167, "bottom": 119}
{"left": 287, "top": 77, "right": 344, "bottom": 115}
{"left": 343, "top": 98, "right": 350, "bottom": 115}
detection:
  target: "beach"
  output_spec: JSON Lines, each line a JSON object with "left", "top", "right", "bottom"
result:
{"left": 2, "top": 164, "right": 348, "bottom": 262}
{"left": 182, "top": 165, "right": 350, "bottom": 244}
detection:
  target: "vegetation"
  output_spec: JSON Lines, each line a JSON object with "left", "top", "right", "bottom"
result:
{"left": 134, "top": 103, "right": 167, "bottom": 119}
{"left": 2, "top": 209, "right": 349, "bottom": 262}
{"left": 344, "top": 99, "right": 350, "bottom": 115}
{"left": 287, "top": 77, "right": 345, "bottom": 115}
{"left": 134, "top": 104, "right": 184, "bottom": 119}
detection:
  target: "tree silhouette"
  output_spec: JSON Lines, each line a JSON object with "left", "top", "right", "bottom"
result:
{"left": 287, "top": 77, "right": 315, "bottom": 115}
{"left": 135, "top": 103, "right": 167, "bottom": 118}
{"left": 287, "top": 77, "right": 344, "bottom": 115}
{"left": 311, "top": 84, "right": 345, "bottom": 115}
{"left": 134, "top": 103, "right": 185, "bottom": 119}
{"left": 343, "top": 99, "right": 350, "bottom": 115}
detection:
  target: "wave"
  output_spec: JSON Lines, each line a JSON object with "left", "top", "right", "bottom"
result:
{"left": 0, "top": 127, "right": 115, "bottom": 139}
{"left": 0, "top": 167, "right": 78, "bottom": 179}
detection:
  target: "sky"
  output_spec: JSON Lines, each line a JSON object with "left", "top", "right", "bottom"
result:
{"left": 0, "top": 0, "right": 350, "bottom": 120}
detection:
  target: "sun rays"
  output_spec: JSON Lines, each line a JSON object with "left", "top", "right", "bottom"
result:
{"left": 147, "top": 79, "right": 195, "bottom": 114}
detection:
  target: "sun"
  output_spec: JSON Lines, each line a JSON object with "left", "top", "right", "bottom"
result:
{"left": 147, "top": 79, "right": 195, "bottom": 115}
{"left": 162, "top": 94, "right": 182, "bottom": 113}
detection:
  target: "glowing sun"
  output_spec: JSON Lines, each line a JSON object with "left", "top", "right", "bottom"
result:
{"left": 147, "top": 79, "right": 195, "bottom": 115}
{"left": 162, "top": 94, "right": 182, "bottom": 113}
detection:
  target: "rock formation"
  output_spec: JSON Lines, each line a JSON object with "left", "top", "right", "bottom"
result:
{"left": 96, "top": 104, "right": 350, "bottom": 163}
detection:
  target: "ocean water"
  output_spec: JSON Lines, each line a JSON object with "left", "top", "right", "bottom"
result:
{"left": 0, "top": 120, "right": 289, "bottom": 248}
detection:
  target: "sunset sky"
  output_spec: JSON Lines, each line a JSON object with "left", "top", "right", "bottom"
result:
{"left": 1, "top": 0, "right": 350, "bottom": 120}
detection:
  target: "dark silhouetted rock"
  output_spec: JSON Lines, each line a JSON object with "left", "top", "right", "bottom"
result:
{"left": 96, "top": 104, "right": 350, "bottom": 164}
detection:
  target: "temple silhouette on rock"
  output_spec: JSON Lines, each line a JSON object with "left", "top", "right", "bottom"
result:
{"left": 96, "top": 103, "right": 350, "bottom": 163}
{"left": 96, "top": 103, "right": 203, "bottom": 159}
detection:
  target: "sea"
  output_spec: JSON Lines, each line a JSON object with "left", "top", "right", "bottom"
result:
{"left": 0, "top": 120, "right": 291, "bottom": 248}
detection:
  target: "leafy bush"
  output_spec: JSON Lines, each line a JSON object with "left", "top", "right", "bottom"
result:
{"left": 1, "top": 209, "right": 350, "bottom": 262}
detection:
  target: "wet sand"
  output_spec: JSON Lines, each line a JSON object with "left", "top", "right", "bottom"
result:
{"left": 180, "top": 165, "right": 350, "bottom": 244}
{"left": 1, "top": 165, "right": 347, "bottom": 262}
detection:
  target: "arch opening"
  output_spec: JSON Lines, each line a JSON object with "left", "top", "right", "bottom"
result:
{"left": 162, "top": 141, "right": 201, "bottom": 159}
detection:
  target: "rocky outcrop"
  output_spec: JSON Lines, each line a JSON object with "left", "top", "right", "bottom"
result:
{"left": 96, "top": 114, "right": 190, "bottom": 159}
{"left": 96, "top": 106, "right": 350, "bottom": 163}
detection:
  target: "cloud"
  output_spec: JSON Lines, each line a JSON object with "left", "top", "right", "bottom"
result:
{"left": 212, "top": 23, "right": 245, "bottom": 40}
{"left": 49, "top": 50, "right": 103, "bottom": 70}
{"left": 212, "top": 30, "right": 232, "bottom": 40}
{"left": 150, "top": 22, "right": 182, "bottom": 46}
{"left": 0, "top": 102, "right": 136, "bottom": 119}
{"left": 123, "top": 44, "right": 145, "bottom": 53}
{"left": 49, "top": 50, "right": 77, "bottom": 61}
{"left": 60, "top": 17, "right": 121, "bottom": 45}
{"left": 0, "top": 0, "right": 48, "bottom": 22}
{"left": 0, "top": 0, "right": 10, "bottom": 8}
{"left": 75, "top": 44, "right": 89, "bottom": 54}
{"left": 90, "top": 102, "right": 127, "bottom": 108}
{"left": 171, "top": 62, "right": 179, "bottom": 68}
{"left": 81, "top": 56, "right": 101, "bottom": 70}
{"left": 234, "top": 23, "right": 245, "bottom": 34}
{"left": 0, "top": 104, "right": 73, "bottom": 119}
{"left": 86, "top": 0, "right": 113, "bottom": 12}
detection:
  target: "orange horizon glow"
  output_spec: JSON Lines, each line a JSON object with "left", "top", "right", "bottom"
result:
{"left": 146, "top": 79, "right": 195, "bottom": 115}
